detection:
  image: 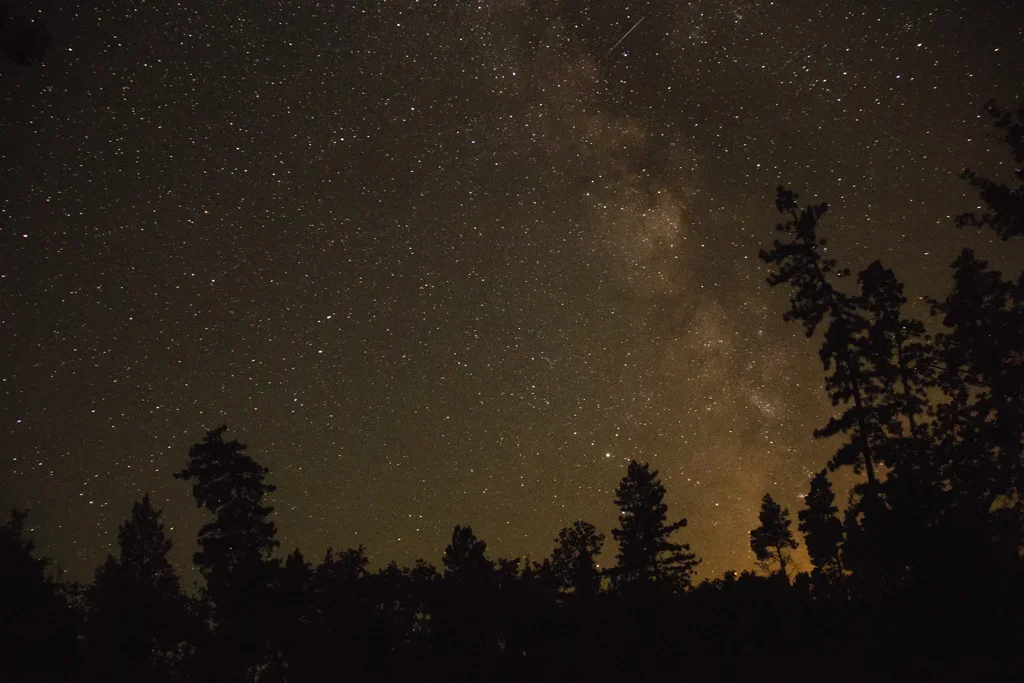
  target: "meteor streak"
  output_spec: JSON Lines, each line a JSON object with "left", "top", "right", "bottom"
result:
{"left": 601, "top": 16, "right": 645, "bottom": 61}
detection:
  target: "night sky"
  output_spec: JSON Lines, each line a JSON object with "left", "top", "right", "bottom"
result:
{"left": 2, "top": 0, "right": 1022, "bottom": 585}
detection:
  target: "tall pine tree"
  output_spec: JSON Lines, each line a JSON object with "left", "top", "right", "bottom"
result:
{"left": 931, "top": 99, "right": 1024, "bottom": 559}
{"left": 86, "top": 494, "right": 191, "bottom": 682}
{"left": 930, "top": 250, "right": 1024, "bottom": 549}
{"left": 858, "top": 260, "right": 934, "bottom": 450}
{"left": 750, "top": 493, "right": 799, "bottom": 579}
{"left": 175, "top": 426, "right": 280, "bottom": 681}
{"left": 609, "top": 461, "right": 699, "bottom": 592}
{"left": 857, "top": 261, "right": 945, "bottom": 547}
{"left": 759, "top": 188, "right": 886, "bottom": 487}
{"left": 957, "top": 99, "right": 1024, "bottom": 241}
{"left": 797, "top": 470, "right": 844, "bottom": 580}
{"left": 549, "top": 520, "right": 604, "bottom": 597}
{"left": 442, "top": 525, "right": 494, "bottom": 583}
{"left": 0, "top": 510, "right": 79, "bottom": 682}
{"left": 436, "top": 526, "right": 499, "bottom": 673}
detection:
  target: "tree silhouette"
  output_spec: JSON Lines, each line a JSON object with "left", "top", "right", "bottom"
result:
{"left": 855, "top": 260, "right": 950, "bottom": 580}
{"left": 929, "top": 249, "right": 1024, "bottom": 551}
{"left": 86, "top": 494, "right": 191, "bottom": 682}
{"left": 371, "top": 558, "right": 438, "bottom": 667}
{"left": 436, "top": 525, "right": 499, "bottom": 675}
{"left": 319, "top": 544, "right": 369, "bottom": 582}
{"left": 797, "top": 470, "right": 844, "bottom": 580}
{"left": 609, "top": 460, "right": 699, "bottom": 592}
{"left": 857, "top": 260, "right": 934, "bottom": 449}
{"left": 175, "top": 426, "right": 279, "bottom": 580}
{"left": 758, "top": 187, "right": 839, "bottom": 337}
{"left": 404, "top": 558, "right": 440, "bottom": 646}
{"left": 814, "top": 311, "right": 886, "bottom": 484}
{"left": 175, "top": 425, "right": 280, "bottom": 681}
{"left": 759, "top": 188, "right": 885, "bottom": 488}
{"left": 550, "top": 520, "right": 605, "bottom": 597}
{"left": 267, "top": 548, "right": 313, "bottom": 681}
{"left": 306, "top": 545, "right": 377, "bottom": 679}
{"left": 442, "top": 524, "right": 495, "bottom": 583}
{"left": 750, "top": 493, "right": 799, "bottom": 578}
{"left": 957, "top": 99, "right": 1024, "bottom": 241}
{"left": 935, "top": 100, "right": 1024, "bottom": 562}
{"left": 0, "top": 510, "right": 79, "bottom": 682}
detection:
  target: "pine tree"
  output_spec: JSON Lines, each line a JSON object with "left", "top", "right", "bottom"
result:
{"left": 175, "top": 425, "right": 280, "bottom": 681}
{"left": 442, "top": 525, "right": 494, "bottom": 583}
{"left": 797, "top": 470, "right": 844, "bottom": 579}
{"left": 814, "top": 312, "right": 886, "bottom": 483}
{"left": 750, "top": 493, "right": 799, "bottom": 578}
{"left": 175, "top": 427, "right": 279, "bottom": 586}
{"left": 930, "top": 250, "right": 1024, "bottom": 535}
{"left": 86, "top": 494, "right": 190, "bottom": 682}
{"left": 268, "top": 549, "right": 313, "bottom": 681}
{"left": 0, "top": 510, "right": 79, "bottom": 682}
{"left": 436, "top": 526, "right": 499, "bottom": 671}
{"left": 957, "top": 99, "right": 1024, "bottom": 241}
{"left": 609, "top": 461, "right": 699, "bottom": 591}
{"left": 858, "top": 260, "right": 934, "bottom": 449}
{"left": 759, "top": 187, "right": 886, "bottom": 487}
{"left": 550, "top": 520, "right": 605, "bottom": 596}
{"left": 305, "top": 545, "right": 374, "bottom": 678}
{"left": 932, "top": 100, "right": 1024, "bottom": 559}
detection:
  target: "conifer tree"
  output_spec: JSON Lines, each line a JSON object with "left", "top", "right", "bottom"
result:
{"left": 0, "top": 510, "right": 79, "bottom": 682}
{"left": 442, "top": 525, "right": 494, "bottom": 583}
{"left": 269, "top": 549, "right": 313, "bottom": 680}
{"left": 550, "top": 520, "right": 605, "bottom": 596}
{"left": 930, "top": 251, "right": 1024, "bottom": 524}
{"left": 436, "top": 526, "right": 499, "bottom": 670}
{"left": 759, "top": 188, "right": 885, "bottom": 487}
{"left": 609, "top": 461, "right": 699, "bottom": 591}
{"left": 750, "top": 493, "right": 799, "bottom": 578}
{"left": 176, "top": 427, "right": 279, "bottom": 588}
{"left": 86, "top": 494, "right": 190, "bottom": 682}
{"left": 797, "top": 470, "right": 844, "bottom": 579}
{"left": 175, "top": 425, "right": 280, "bottom": 680}
{"left": 858, "top": 260, "right": 934, "bottom": 449}
{"left": 957, "top": 99, "right": 1024, "bottom": 241}
{"left": 306, "top": 546, "right": 374, "bottom": 678}
{"left": 931, "top": 98, "right": 1024, "bottom": 557}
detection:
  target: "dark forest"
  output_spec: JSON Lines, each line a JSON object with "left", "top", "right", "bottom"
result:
{"left": 2, "top": 2, "right": 1024, "bottom": 679}
{"left": 4, "top": 94, "right": 1023, "bottom": 682}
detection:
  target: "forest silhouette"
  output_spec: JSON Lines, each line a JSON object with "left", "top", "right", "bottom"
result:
{"left": 2, "top": 101, "right": 1023, "bottom": 682}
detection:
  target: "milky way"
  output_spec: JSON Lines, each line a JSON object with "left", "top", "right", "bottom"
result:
{"left": 2, "top": 0, "right": 1022, "bottom": 584}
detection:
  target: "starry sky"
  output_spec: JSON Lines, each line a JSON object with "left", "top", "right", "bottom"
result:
{"left": 2, "top": 0, "right": 1022, "bottom": 585}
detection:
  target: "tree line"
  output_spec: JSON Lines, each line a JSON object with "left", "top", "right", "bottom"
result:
{"left": 2, "top": 101, "right": 1022, "bottom": 682}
